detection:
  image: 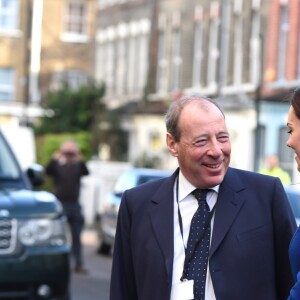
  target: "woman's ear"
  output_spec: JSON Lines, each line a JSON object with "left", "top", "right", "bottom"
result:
{"left": 166, "top": 133, "right": 178, "bottom": 157}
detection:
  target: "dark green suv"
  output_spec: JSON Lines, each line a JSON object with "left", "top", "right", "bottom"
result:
{"left": 0, "top": 129, "right": 70, "bottom": 300}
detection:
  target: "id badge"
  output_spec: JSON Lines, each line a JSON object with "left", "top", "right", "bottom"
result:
{"left": 170, "top": 279, "right": 194, "bottom": 300}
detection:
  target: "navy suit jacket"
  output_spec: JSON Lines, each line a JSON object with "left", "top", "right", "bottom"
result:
{"left": 110, "top": 167, "right": 296, "bottom": 300}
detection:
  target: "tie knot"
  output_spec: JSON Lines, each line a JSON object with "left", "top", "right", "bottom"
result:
{"left": 192, "top": 188, "right": 209, "bottom": 203}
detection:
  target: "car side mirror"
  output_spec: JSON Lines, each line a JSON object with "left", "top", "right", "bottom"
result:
{"left": 26, "top": 164, "right": 45, "bottom": 187}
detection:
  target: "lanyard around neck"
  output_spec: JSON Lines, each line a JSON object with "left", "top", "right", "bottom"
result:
{"left": 175, "top": 177, "right": 216, "bottom": 281}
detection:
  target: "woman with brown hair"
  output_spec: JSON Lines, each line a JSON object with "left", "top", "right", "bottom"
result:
{"left": 286, "top": 88, "right": 300, "bottom": 299}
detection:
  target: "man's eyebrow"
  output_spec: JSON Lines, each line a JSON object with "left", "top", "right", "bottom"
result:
{"left": 217, "top": 131, "right": 229, "bottom": 135}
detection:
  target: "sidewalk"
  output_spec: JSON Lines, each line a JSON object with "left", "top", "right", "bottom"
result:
{"left": 70, "top": 228, "right": 112, "bottom": 300}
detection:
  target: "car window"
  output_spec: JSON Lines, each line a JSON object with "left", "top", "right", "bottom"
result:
{"left": 114, "top": 171, "right": 136, "bottom": 194}
{"left": 286, "top": 191, "right": 300, "bottom": 219}
{"left": 0, "top": 133, "right": 19, "bottom": 179}
{"left": 137, "top": 175, "right": 166, "bottom": 185}
{"left": 113, "top": 170, "right": 170, "bottom": 194}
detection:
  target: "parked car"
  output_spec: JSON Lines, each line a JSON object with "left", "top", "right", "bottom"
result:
{"left": 96, "top": 168, "right": 171, "bottom": 255}
{"left": 0, "top": 128, "right": 70, "bottom": 300}
{"left": 284, "top": 185, "right": 300, "bottom": 225}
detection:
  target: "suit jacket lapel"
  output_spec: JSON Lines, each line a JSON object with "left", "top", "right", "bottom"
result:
{"left": 209, "top": 168, "right": 246, "bottom": 257}
{"left": 149, "top": 170, "right": 178, "bottom": 281}
{"left": 147, "top": 168, "right": 246, "bottom": 278}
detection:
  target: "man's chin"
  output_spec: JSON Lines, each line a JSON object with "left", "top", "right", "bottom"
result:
{"left": 205, "top": 175, "right": 225, "bottom": 188}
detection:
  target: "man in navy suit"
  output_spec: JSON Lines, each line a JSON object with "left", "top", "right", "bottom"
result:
{"left": 110, "top": 95, "right": 296, "bottom": 300}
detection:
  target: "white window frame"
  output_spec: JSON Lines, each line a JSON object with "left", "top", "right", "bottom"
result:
{"left": 277, "top": 3, "right": 288, "bottom": 81}
{"left": 61, "top": 1, "right": 88, "bottom": 43}
{"left": 206, "top": 2, "right": 220, "bottom": 91}
{"left": 233, "top": 0, "right": 243, "bottom": 87}
{"left": 136, "top": 33, "right": 149, "bottom": 93}
{"left": 169, "top": 27, "right": 181, "bottom": 91}
{"left": 136, "top": 19, "right": 150, "bottom": 94}
{"left": 0, "top": 0, "right": 19, "bottom": 36}
{"left": 98, "top": 0, "right": 128, "bottom": 9}
{"left": 0, "top": 68, "right": 15, "bottom": 101}
{"left": 218, "top": 1, "right": 230, "bottom": 91}
{"left": 106, "top": 40, "right": 116, "bottom": 96}
{"left": 192, "top": 6, "right": 204, "bottom": 89}
{"left": 169, "top": 12, "right": 182, "bottom": 92}
{"left": 156, "top": 14, "right": 168, "bottom": 94}
{"left": 127, "top": 25, "right": 138, "bottom": 94}
{"left": 95, "top": 27, "right": 116, "bottom": 97}
{"left": 50, "top": 69, "right": 89, "bottom": 91}
{"left": 115, "top": 23, "right": 128, "bottom": 96}
{"left": 250, "top": 0, "right": 261, "bottom": 86}
{"left": 116, "top": 36, "right": 127, "bottom": 95}
{"left": 127, "top": 20, "right": 150, "bottom": 95}
{"left": 156, "top": 30, "right": 168, "bottom": 93}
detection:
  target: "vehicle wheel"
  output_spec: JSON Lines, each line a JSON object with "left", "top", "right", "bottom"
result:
{"left": 97, "top": 241, "right": 111, "bottom": 255}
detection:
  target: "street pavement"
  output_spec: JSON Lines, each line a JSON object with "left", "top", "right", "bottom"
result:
{"left": 70, "top": 229, "right": 112, "bottom": 300}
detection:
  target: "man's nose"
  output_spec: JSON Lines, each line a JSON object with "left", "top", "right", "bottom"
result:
{"left": 207, "top": 140, "right": 223, "bottom": 156}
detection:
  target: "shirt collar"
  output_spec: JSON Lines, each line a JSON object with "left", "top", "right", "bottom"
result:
{"left": 178, "top": 170, "right": 219, "bottom": 202}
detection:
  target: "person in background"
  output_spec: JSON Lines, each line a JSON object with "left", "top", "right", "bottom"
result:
{"left": 110, "top": 95, "right": 296, "bottom": 300}
{"left": 46, "top": 140, "right": 89, "bottom": 274}
{"left": 286, "top": 87, "right": 300, "bottom": 299}
{"left": 259, "top": 154, "right": 291, "bottom": 185}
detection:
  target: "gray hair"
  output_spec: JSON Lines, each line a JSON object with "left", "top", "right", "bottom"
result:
{"left": 164, "top": 94, "right": 224, "bottom": 142}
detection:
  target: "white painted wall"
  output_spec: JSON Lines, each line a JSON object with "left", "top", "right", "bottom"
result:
{"left": 225, "top": 109, "right": 256, "bottom": 171}
{"left": 79, "top": 160, "right": 132, "bottom": 226}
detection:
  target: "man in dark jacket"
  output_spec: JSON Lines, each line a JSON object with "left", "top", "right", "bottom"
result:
{"left": 110, "top": 95, "right": 296, "bottom": 300}
{"left": 46, "top": 140, "right": 89, "bottom": 273}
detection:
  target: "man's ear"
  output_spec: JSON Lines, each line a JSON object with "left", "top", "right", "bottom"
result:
{"left": 166, "top": 133, "right": 178, "bottom": 157}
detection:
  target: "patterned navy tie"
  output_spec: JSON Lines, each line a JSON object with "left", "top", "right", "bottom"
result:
{"left": 185, "top": 189, "right": 211, "bottom": 300}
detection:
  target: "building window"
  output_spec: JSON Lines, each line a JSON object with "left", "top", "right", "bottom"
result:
{"left": 169, "top": 12, "right": 181, "bottom": 92}
{"left": 0, "top": 68, "right": 15, "bottom": 101}
{"left": 115, "top": 23, "right": 128, "bottom": 96}
{"left": 98, "top": 0, "right": 130, "bottom": 9}
{"left": 61, "top": 1, "right": 88, "bottom": 43}
{"left": 96, "top": 20, "right": 149, "bottom": 98}
{"left": 218, "top": 2, "right": 230, "bottom": 89}
{"left": 220, "top": 0, "right": 259, "bottom": 91}
{"left": 0, "top": 0, "right": 18, "bottom": 33}
{"left": 96, "top": 27, "right": 117, "bottom": 96}
{"left": 192, "top": 6, "right": 204, "bottom": 88}
{"left": 50, "top": 69, "right": 89, "bottom": 91}
{"left": 156, "top": 14, "right": 168, "bottom": 94}
{"left": 233, "top": 0, "right": 243, "bottom": 86}
{"left": 169, "top": 28, "right": 181, "bottom": 92}
{"left": 156, "top": 29, "right": 168, "bottom": 93}
{"left": 116, "top": 37, "right": 127, "bottom": 95}
{"left": 95, "top": 44, "right": 107, "bottom": 86}
{"left": 127, "top": 32, "right": 137, "bottom": 94}
{"left": 277, "top": 3, "right": 288, "bottom": 82}
{"left": 136, "top": 33, "right": 148, "bottom": 93}
{"left": 107, "top": 40, "right": 117, "bottom": 95}
{"left": 128, "top": 19, "right": 150, "bottom": 95}
{"left": 206, "top": 2, "right": 220, "bottom": 91}
{"left": 250, "top": 1, "right": 261, "bottom": 86}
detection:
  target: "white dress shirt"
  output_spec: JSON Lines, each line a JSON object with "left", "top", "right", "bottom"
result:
{"left": 170, "top": 171, "right": 218, "bottom": 300}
